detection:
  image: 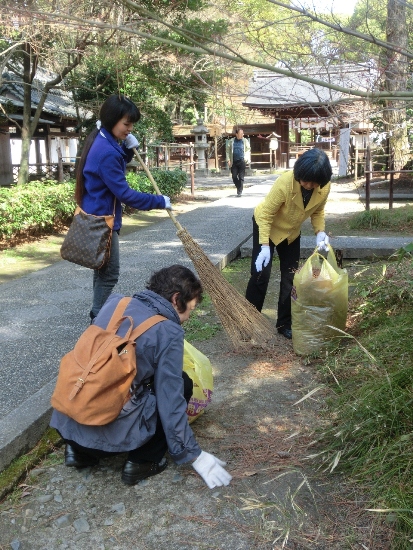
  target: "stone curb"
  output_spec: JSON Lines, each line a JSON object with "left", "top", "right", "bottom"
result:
{"left": 241, "top": 236, "right": 413, "bottom": 259}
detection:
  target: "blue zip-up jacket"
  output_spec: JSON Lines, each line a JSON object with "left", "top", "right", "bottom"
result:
{"left": 81, "top": 128, "right": 166, "bottom": 231}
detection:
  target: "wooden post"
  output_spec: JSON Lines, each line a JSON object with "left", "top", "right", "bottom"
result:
{"left": 57, "top": 146, "right": 64, "bottom": 182}
{"left": 354, "top": 148, "right": 359, "bottom": 182}
{"left": 365, "top": 145, "right": 371, "bottom": 211}
{"left": 44, "top": 125, "right": 51, "bottom": 164}
{"left": 389, "top": 149, "right": 394, "bottom": 209}
{"left": 35, "top": 139, "right": 42, "bottom": 176}
{"left": 214, "top": 135, "right": 219, "bottom": 172}
{"left": 385, "top": 137, "right": 390, "bottom": 180}
{"left": 190, "top": 143, "right": 195, "bottom": 196}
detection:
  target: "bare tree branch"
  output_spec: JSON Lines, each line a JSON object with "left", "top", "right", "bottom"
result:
{"left": 268, "top": 0, "right": 413, "bottom": 60}
{"left": 4, "top": 5, "right": 413, "bottom": 101}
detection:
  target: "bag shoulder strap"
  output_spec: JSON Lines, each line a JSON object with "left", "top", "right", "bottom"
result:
{"left": 130, "top": 315, "right": 167, "bottom": 341}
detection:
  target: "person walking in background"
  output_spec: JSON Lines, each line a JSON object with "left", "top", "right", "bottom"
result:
{"left": 50, "top": 265, "right": 232, "bottom": 490}
{"left": 74, "top": 94, "right": 172, "bottom": 322}
{"left": 225, "top": 127, "right": 251, "bottom": 196}
{"left": 245, "top": 148, "right": 332, "bottom": 339}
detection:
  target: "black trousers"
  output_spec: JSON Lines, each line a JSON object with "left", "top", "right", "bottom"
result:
{"left": 65, "top": 371, "right": 193, "bottom": 464}
{"left": 231, "top": 159, "right": 246, "bottom": 193}
{"left": 245, "top": 216, "right": 300, "bottom": 331}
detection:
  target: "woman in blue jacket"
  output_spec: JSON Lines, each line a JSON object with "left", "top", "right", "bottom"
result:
{"left": 74, "top": 94, "right": 171, "bottom": 321}
{"left": 50, "top": 265, "right": 232, "bottom": 489}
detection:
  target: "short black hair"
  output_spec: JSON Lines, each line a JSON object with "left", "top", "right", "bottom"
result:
{"left": 100, "top": 94, "right": 140, "bottom": 132}
{"left": 146, "top": 265, "right": 203, "bottom": 313}
{"left": 293, "top": 148, "right": 332, "bottom": 188}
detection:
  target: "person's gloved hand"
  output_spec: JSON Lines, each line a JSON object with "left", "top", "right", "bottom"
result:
{"left": 124, "top": 134, "right": 139, "bottom": 149}
{"left": 255, "top": 245, "right": 271, "bottom": 272}
{"left": 316, "top": 231, "right": 329, "bottom": 252}
{"left": 192, "top": 451, "right": 232, "bottom": 489}
{"left": 163, "top": 195, "right": 172, "bottom": 210}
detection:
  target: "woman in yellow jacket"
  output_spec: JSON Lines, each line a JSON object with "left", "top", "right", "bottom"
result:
{"left": 245, "top": 148, "right": 332, "bottom": 339}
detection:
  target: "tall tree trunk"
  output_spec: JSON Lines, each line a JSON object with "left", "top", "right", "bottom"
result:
{"left": 18, "top": 43, "right": 36, "bottom": 185}
{"left": 384, "top": 0, "right": 409, "bottom": 171}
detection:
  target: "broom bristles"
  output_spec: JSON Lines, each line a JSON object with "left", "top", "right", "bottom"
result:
{"left": 177, "top": 228, "right": 276, "bottom": 349}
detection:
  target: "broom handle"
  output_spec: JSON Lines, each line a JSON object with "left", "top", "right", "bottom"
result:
{"left": 132, "top": 148, "right": 184, "bottom": 232}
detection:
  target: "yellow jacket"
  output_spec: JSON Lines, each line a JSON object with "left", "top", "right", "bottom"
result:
{"left": 254, "top": 170, "right": 331, "bottom": 245}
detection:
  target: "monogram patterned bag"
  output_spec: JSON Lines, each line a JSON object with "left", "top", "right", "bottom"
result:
{"left": 60, "top": 205, "right": 115, "bottom": 270}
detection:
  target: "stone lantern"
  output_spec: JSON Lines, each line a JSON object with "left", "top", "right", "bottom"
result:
{"left": 190, "top": 119, "right": 209, "bottom": 175}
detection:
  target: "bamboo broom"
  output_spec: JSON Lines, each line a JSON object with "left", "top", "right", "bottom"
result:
{"left": 133, "top": 148, "right": 276, "bottom": 350}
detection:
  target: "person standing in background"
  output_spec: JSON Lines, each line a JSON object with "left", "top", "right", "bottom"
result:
{"left": 74, "top": 94, "right": 172, "bottom": 322}
{"left": 225, "top": 128, "right": 251, "bottom": 196}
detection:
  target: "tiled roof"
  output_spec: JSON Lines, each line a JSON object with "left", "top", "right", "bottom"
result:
{"left": 0, "top": 69, "right": 91, "bottom": 121}
{"left": 244, "top": 64, "right": 378, "bottom": 109}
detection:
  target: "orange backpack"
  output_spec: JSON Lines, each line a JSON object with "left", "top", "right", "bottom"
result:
{"left": 51, "top": 297, "right": 166, "bottom": 426}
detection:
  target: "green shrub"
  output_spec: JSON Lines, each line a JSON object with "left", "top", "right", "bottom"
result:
{"left": 126, "top": 168, "right": 187, "bottom": 199}
{"left": 0, "top": 168, "right": 188, "bottom": 243}
{"left": 0, "top": 181, "right": 76, "bottom": 241}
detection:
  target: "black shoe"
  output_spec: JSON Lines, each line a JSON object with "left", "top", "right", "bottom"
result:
{"left": 121, "top": 458, "right": 168, "bottom": 485}
{"left": 278, "top": 327, "right": 292, "bottom": 340}
{"left": 237, "top": 191, "right": 242, "bottom": 197}
{"left": 64, "top": 444, "right": 99, "bottom": 468}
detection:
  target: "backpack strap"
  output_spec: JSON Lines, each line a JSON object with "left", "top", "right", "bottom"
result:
{"left": 105, "top": 297, "right": 166, "bottom": 339}
{"left": 130, "top": 315, "right": 167, "bottom": 341}
{"left": 106, "top": 297, "right": 133, "bottom": 332}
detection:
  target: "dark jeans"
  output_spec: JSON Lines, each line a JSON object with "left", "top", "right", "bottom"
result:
{"left": 91, "top": 230, "right": 120, "bottom": 319}
{"left": 231, "top": 159, "right": 246, "bottom": 193}
{"left": 64, "top": 371, "right": 193, "bottom": 464}
{"left": 245, "top": 216, "right": 300, "bottom": 331}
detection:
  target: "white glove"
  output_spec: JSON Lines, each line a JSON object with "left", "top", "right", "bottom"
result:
{"left": 124, "top": 134, "right": 139, "bottom": 149}
{"left": 163, "top": 195, "right": 172, "bottom": 210}
{"left": 255, "top": 245, "right": 271, "bottom": 272}
{"left": 192, "top": 451, "right": 232, "bottom": 489}
{"left": 316, "top": 231, "right": 329, "bottom": 252}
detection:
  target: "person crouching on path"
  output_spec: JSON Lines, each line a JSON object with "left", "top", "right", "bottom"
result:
{"left": 225, "top": 127, "right": 251, "bottom": 196}
{"left": 50, "top": 265, "right": 232, "bottom": 489}
{"left": 74, "top": 94, "right": 172, "bottom": 322}
{"left": 245, "top": 148, "right": 332, "bottom": 340}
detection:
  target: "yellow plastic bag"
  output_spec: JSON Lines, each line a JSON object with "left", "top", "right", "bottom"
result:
{"left": 291, "top": 245, "right": 348, "bottom": 355}
{"left": 183, "top": 340, "right": 213, "bottom": 424}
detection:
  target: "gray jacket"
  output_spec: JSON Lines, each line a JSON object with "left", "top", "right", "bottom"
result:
{"left": 50, "top": 291, "right": 201, "bottom": 464}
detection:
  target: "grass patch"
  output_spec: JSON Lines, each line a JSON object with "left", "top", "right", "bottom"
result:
{"left": 222, "top": 256, "right": 279, "bottom": 322}
{"left": 184, "top": 294, "right": 221, "bottom": 342}
{"left": 0, "top": 428, "right": 62, "bottom": 503}
{"left": 0, "top": 210, "right": 165, "bottom": 284}
{"left": 311, "top": 258, "right": 413, "bottom": 549}
{"left": 349, "top": 204, "right": 413, "bottom": 232}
